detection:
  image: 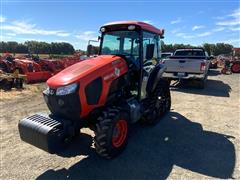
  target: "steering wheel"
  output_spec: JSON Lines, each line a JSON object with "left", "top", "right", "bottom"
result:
{"left": 114, "top": 53, "right": 140, "bottom": 70}
{"left": 143, "top": 60, "right": 155, "bottom": 76}
{"left": 143, "top": 59, "right": 153, "bottom": 66}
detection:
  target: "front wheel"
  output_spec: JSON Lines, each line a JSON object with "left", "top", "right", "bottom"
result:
{"left": 94, "top": 107, "right": 129, "bottom": 159}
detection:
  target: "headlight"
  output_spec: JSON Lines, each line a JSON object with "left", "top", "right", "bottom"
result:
{"left": 56, "top": 83, "right": 78, "bottom": 96}
{"left": 100, "top": 27, "right": 106, "bottom": 32}
{"left": 43, "top": 85, "right": 50, "bottom": 94}
{"left": 128, "top": 25, "right": 135, "bottom": 30}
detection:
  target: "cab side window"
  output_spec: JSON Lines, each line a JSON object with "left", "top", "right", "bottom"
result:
{"left": 142, "top": 31, "right": 159, "bottom": 65}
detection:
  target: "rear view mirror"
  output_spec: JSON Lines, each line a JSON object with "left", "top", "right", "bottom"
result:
{"left": 146, "top": 44, "right": 155, "bottom": 60}
{"left": 87, "top": 44, "right": 93, "bottom": 56}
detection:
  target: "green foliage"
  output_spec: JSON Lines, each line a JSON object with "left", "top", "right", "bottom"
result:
{"left": 0, "top": 41, "right": 75, "bottom": 55}
{"left": 0, "top": 40, "right": 234, "bottom": 57}
{"left": 203, "top": 43, "right": 233, "bottom": 56}
{"left": 162, "top": 42, "right": 233, "bottom": 56}
{"left": 161, "top": 41, "right": 201, "bottom": 53}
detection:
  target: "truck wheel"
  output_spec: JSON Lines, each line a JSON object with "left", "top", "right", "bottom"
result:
{"left": 94, "top": 107, "right": 129, "bottom": 159}
{"left": 143, "top": 80, "right": 171, "bottom": 125}
{"left": 198, "top": 79, "right": 205, "bottom": 89}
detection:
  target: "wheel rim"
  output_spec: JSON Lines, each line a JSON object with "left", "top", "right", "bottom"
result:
{"left": 156, "top": 89, "right": 169, "bottom": 113}
{"left": 112, "top": 119, "right": 128, "bottom": 148}
{"left": 232, "top": 64, "right": 240, "bottom": 73}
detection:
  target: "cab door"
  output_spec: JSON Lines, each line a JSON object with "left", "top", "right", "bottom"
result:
{"left": 141, "top": 31, "right": 161, "bottom": 99}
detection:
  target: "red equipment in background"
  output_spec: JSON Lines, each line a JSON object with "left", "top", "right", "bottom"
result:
{"left": 15, "top": 58, "right": 52, "bottom": 83}
{"left": 0, "top": 53, "right": 84, "bottom": 83}
{"left": 60, "top": 53, "right": 82, "bottom": 68}
{"left": 37, "top": 59, "right": 65, "bottom": 74}
{"left": 0, "top": 56, "right": 52, "bottom": 83}
{"left": 231, "top": 60, "right": 240, "bottom": 73}
{"left": 220, "top": 58, "right": 240, "bottom": 74}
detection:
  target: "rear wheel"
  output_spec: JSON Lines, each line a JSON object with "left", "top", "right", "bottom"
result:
{"left": 94, "top": 107, "right": 129, "bottom": 159}
{"left": 2, "top": 79, "right": 13, "bottom": 91}
{"left": 142, "top": 80, "right": 171, "bottom": 125}
{"left": 198, "top": 79, "right": 205, "bottom": 89}
{"left": 231, "top": 63, "right": 240, "bottom": 73}
{"left": 0, "top": 63, "right": 8, "bottom": 72}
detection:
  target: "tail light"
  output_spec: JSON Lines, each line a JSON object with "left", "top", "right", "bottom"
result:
{"left": 200, "top": 62, "right": 206, "bottom": 71}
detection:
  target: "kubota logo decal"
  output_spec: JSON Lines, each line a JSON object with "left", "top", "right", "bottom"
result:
{"left": 49, "top": 89, "right": 55, "bottom": 95}
{"left": 103, "top": 68, "right": 121, "bottom": 81}
{"left": 103, "top": 73, "right": 115, "bottom": 81}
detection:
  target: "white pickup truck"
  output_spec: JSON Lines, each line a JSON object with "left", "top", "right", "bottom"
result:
{"left": 162, "top": 48, "right": 210, "bottom": 88}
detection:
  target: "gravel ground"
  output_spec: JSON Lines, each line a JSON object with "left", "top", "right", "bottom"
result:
{"left": 0, "top": 69, "right": 239, "bottom": 180}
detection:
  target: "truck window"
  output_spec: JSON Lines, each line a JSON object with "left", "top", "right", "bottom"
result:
{"left": 174, "top": 50, "right": 205, "bottom": 56}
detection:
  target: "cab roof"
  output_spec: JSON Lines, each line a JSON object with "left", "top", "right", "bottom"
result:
{"left": 103, "top": 21, "right": 164, "bottom": 36}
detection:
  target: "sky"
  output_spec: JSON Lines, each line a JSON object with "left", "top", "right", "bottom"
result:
{"left": 0, "top": 0, "right": 239, "bottom": 50}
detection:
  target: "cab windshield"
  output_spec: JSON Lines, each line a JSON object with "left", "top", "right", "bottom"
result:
{"left": 100, "top": 31, "right": 140, "bottom": 59}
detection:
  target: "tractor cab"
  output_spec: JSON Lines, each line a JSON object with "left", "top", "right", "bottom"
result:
{"left": 97, "top": 21, "right": 165, "bottom": 99}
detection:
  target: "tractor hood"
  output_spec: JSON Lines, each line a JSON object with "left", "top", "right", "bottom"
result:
{"left": 47, "top": 55, "right": 127, "bottom": 88}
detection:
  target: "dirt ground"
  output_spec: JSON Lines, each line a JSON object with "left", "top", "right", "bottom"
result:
{"left": 0, "top": 69, "right": 239, "bottom": 180}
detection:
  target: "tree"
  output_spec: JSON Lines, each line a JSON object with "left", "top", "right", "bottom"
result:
{"left": 203, "top": 43, "right": 215, "bottom": 55}
{"left": 212, "top": 43, "right": 233, "bottom": 56}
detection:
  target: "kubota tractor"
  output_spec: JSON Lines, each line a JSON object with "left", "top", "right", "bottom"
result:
{"left": 0, "top": 54, "right": 52, "bottom": 83}
{"left": 18, "top": 21, "right": 171, "bottom": 159}
{"left": 37, "top": 58, "right": 65, "bottom": 74}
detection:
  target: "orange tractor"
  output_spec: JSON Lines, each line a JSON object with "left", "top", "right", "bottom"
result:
{"left": 221, "top": 58, "right": 240, "bottom": 74}
{"left": 0, "top": 53, "right": 82, "bottom": 83}
{"left": 19, "top": 21, "right": 171, "bottom": 159}
{"left": 37, "top": 58, "right": 65, "bottom": 74}
{"left": 230, "top": 59, "right": 240, "bottom": 73}
{"left": 0, "top": 55, "right": 52, "bottom": 83}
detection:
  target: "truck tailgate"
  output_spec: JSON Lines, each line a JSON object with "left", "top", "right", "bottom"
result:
{"left": 164, "top": 58, "right": 205, "bottom": 73}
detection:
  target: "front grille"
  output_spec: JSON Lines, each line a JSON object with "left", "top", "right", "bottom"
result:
{"left": 26, "top": 114, "right": 62, "bottom": 128}
{"left": 43, "top": 89, "right": 81, "bottom": 121}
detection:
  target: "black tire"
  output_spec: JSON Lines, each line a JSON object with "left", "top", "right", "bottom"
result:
{"left": 15, "top": 78, "right": 23, "bottom": 89}
{"left": 198, "top": 79, "right": 205, "bottom": 89}
{"left": 94, "top": 107, "right": 129, "bottom": 159}
{"left": 2, "top": 79, "right": 13, "bottom": 91}
{"left": 231, "top": 63, "right": 240, "bottom": 73}
{"left": 74, "top": 127, "right": 81, "bottom": 138}
{"left": 142, "top": 80, "right": 171, "bottom": 125}
{"left": 0, "top": 63, "right": 8, "bottom": 72}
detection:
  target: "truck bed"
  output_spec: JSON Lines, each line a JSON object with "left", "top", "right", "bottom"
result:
{"left": 164, "top": 56, "right": 207, "bottom": 74}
